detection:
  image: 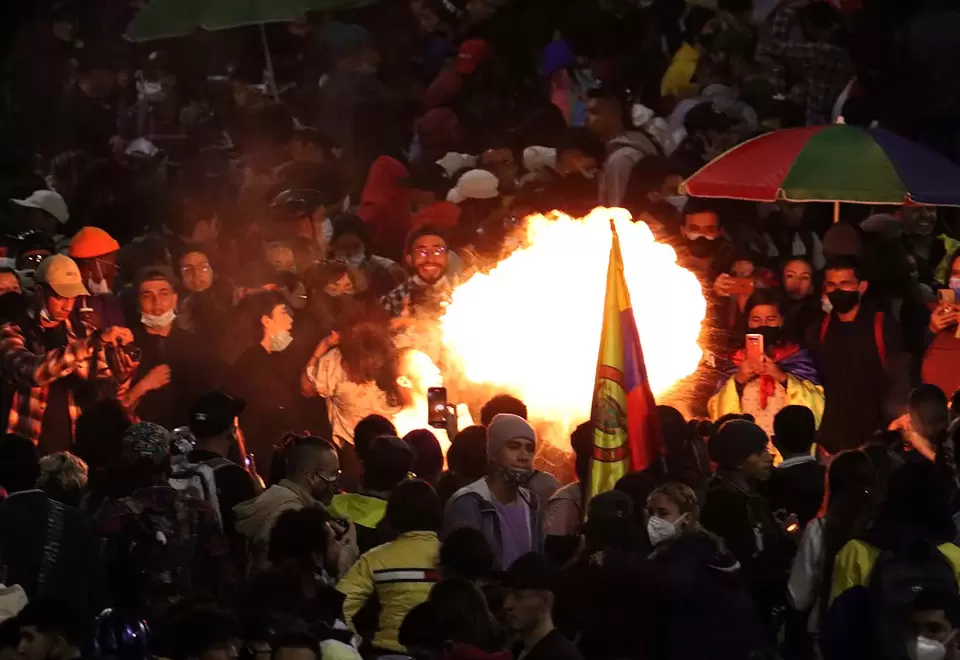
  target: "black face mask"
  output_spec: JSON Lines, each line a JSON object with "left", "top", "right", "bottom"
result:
{"left": 687, "top": 236, "right": 718, "bottom": 259}
{"left": 752, "top": 325, "right": 782, "bottom": 350}
{"left": 827, "top": 289, "right": 861, "bottom": 314}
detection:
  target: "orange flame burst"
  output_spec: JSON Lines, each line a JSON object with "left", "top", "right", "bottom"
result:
{"left": 439, "top": 208, "right": 706, "bottom": 449}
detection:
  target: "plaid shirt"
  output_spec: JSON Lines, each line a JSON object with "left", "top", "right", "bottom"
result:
{"left": 0, "top": 314, "right": 125, "bottom": 445}
{"left": 380, "top": 276, "right": 453, "bottom": 318}
{"left": 762, "top": 2, "right": 854, "bottom": 124}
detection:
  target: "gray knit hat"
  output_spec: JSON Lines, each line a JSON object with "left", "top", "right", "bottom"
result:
{"left": 486, "top": 413, "right": 536, "bottom": 459}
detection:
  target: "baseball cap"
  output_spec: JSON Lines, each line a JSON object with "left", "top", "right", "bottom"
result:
{"left": 581, "top": 490, "right": 634, "bottom": 536}
{"left": 69, "top": 227, "right": 121, "bottom": 259}
{"left": 503, "top": 552, "right": 559, "bottom": 591}
{"left": 455, "top": 39, "right": 492, "bottom": 75}
{"left": 189, "top": 391, "right": 246, "bottom": 439}
{"left": 446, "top": 169, "right": 499, "bottom": 204}
{"left": 35, "top": 254, "right": 90, "bottom": 298}
{"left": 11, "top": 190, "right": 69, "bottom": 224}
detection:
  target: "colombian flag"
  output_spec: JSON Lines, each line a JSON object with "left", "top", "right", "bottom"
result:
{"left": 588, "top": 223, "right": 663, "bottom": 499}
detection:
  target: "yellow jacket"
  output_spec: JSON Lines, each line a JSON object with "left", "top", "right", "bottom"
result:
{"left": 830, "top": 539, "right": 960, "bottom": 605}
{"left": 661, "top": 43, "right": 700, "bottom": 98}
{"left": 337, "top": 530, "right": 440, "bottom": 652}
{"left": 707, "top": 374, "right": 825, "bottom": 463}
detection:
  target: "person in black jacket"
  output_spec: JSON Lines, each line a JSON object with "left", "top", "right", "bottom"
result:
{"left": 503, "top": 553, "right": 584, "bottom": 660}
{"left": 598, "top": 482, "right": 767, "bottom": 660}
{"left": 762, "top": 405, "right": 826, "bottom": 529}
{"left": 186, "top": 391, "right": 260, "bottom": 568}
{"left": 227, "top": 291, "right": 324, "bottom": 470}
{"left": 0, "top": 434, "right": 105, "bottom": 620}
{"left": 701, "top": 419, "right": 796, "bottom": 638}
{"left": 808, "top": 257, "right": 910, "bottom": 454}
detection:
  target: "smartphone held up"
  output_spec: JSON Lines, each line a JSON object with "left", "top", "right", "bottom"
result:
{"left": 427, "top": 387, "right": 448, "bottom": 429}
{"left": 745, "top": 333, "right": 764, "bottom": 365}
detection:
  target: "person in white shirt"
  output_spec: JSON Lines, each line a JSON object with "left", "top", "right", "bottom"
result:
{"left": 302, "top": 321, "right": 402, "bottom": 446}
{"left": 788, "top": 450, "right": 878, "bottom": 634}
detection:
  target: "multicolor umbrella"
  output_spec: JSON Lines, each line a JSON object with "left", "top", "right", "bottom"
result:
{"left": 680, "top": 124, "right": 960, "bottom": 208}
{"left": 126, "top": 0, "right": 375, "bottom": 41}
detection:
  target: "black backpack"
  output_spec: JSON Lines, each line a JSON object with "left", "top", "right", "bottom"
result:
{"left": 868, "top": 539, "right": 959, "bottom": 659}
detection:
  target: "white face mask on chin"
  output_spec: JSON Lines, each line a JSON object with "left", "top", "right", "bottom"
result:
{"left": 269, "top": 331, "right": 294, "bottom": 353}
{"left": 88, "top": 278, "right": 111, "bottom": 295}
{"left": 910, "top": 636, "right": 948, "bottom": 660}
{"left": 141, "top": 309, "right": 177, "bottom": 330}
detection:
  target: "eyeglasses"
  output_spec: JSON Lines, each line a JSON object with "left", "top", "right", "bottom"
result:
{"left": 315, "top": 469, "right": 342, "bottom": 484}
{"left": 180, "top": 264, "right": 212, "bottom": 275}
{"left": 412, "top": 246, "right": 448, "bottom": 258}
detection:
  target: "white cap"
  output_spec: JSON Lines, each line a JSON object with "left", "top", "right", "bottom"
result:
{"left": 446, "top": 169, "right": 499, "bottom": 204}
{"left": 11, "top": 190, "right": 69, "bottom": 224}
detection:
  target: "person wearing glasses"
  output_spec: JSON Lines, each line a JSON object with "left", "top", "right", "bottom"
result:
{"left": 380, "top": 225, "right": 453, "bottom": 318}
{"left": 235, "top": 435, "right": 359, "bottom": 576}
{"left": 67, "top": 226, "right": 126, "bottom": 329}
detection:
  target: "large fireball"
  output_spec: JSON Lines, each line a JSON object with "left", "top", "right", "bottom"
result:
{"left": 440, "top": 208, "right": 705, "bottom": 447}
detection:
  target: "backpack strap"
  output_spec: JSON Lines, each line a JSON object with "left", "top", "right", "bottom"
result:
{"left": 874, "top": 311, "right": 887, "bottom": 370}
{"left": 819, "top": 313, "right": 831, "bottom": 344}
{"left": 819, "top": 311, "right": 887, "bottom": 370}
{"left": 36, "top": 500, "right": 65, "bottom": 597}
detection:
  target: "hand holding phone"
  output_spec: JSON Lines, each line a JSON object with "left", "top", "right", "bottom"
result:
{"left": 728, "top": 277, "right": 755, "bottom": 296}
{"left": 939, "top": 288, "right": 956, "bottom": 313}
{"left": 745, "top": 333, "right": 764, "bottom": 365}
{"left": 428, "top": 387, "right": 448, "bottom": 429}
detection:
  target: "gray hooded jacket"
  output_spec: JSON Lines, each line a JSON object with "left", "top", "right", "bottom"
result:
{"left": 442, "top": 477, "right": 544, "bottom": 570}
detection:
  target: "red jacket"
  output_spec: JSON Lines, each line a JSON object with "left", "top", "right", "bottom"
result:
{"left": 356, "top": 156, "right": 412, "bottom": 261}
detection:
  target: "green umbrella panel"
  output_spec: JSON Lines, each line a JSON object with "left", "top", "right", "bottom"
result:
{"left": 126, "top": 0, "right": 374, "bottom": 41}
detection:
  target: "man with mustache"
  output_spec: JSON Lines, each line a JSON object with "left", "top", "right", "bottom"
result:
{"left": 380, "top": 225, "right": 453, "bottom": 318}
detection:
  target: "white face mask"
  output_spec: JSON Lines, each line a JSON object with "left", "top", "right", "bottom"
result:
{"left": 647, "top": 514, "right": 687, "bottom": 546}
{"left": 949, "top": 276, "right": 960, "bottom": 293}
{"left": 910, "top": 636, "right": 947, "bottom": 660}
{"left": 88, "top": 278, "right": 111, "bottom": 295}
{"left": 269, "top": 331, "right": 294, "bottom": 353}
{"left": 682, "top": 228, "right": 718, "bottom": 241}
{"left": 137, "top": 80, "right": 166, "bottom": 103}
{"left": 141, "top": 309, "right": 176, "bottom": 330}
{"left": 821, "top": 295, "right": 833, "bottom": 314}
{"left": 343, "top": 252, "right": 365, "bottom": 268}
{"left": 666, "top": 195, "right": 688, "bottom": 212}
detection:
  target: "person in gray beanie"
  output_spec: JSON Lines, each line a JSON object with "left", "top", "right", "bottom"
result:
{"left": 701, "top": 420, "right": 794, "bottom": 638}
{"left": 442, "top": 413, "right": 544, "bottom": 569}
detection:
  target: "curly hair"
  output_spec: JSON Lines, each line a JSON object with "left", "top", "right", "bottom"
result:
{"left": 339, "top": 321, "right": 402, "bottom": 406}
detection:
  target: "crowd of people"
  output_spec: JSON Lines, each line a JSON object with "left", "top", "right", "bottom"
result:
{"left": 4, "top": 0, "right": 960, "bottom": 659}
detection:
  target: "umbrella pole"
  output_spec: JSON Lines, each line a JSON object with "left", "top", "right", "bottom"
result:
{"left": 833, "top": 201, "right": 840, "bottom": 224}
{"left": 260, "top": 23, "right": 279, "bottom": 102}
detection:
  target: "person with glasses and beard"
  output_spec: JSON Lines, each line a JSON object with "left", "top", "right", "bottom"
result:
{"left": 380, "top": 226, "right": 453, "bottom": 319}
{"left": 235, "top": 435, "right": 358, "bottom": 576}
{"left": 710, "top": 289, "right": 824, "bottom": 442}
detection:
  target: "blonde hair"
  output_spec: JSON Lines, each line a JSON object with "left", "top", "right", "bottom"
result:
{"left": 648, "top": 482, "right": 700, "bottom": 521}
{"left": 37, "top": 451, "right": 89, "bottom": 492}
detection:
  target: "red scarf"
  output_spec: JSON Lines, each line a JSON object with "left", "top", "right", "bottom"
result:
{"left": 731, "top": 343, "right": 800, "bottom": 409}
